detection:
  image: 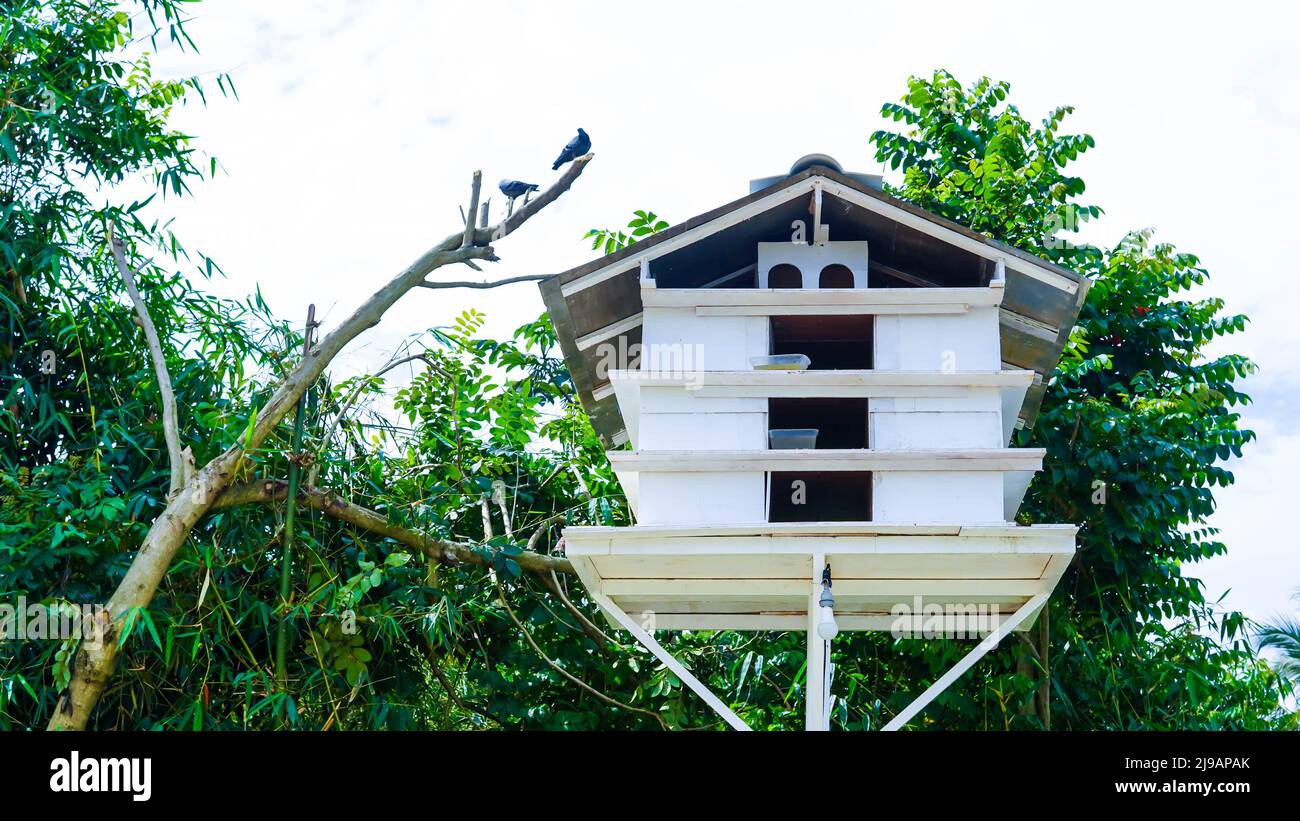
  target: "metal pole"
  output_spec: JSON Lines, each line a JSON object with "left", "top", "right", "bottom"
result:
{"left": 275, "top": 304, "right": 315, "bottom": 691}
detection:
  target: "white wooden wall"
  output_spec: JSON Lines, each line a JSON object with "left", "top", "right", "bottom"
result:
{"left": 872, "top": 307, "right": 1001, "bottom": 371}
{"left": 638, "top": 390, "right": 767, "bottom": 451}
{"left": 640, "top": 307, "right": 767, "bottom": 371}
{"left": 637, "top": 473, "right": 766, "bottom": 524}
{"left": 872, "top": 472, "right": 1005, "bottom": 523}
{"left": 869, "top": 393, "right": 1003, "bottom": 450}
{"left": 639, "top": 412, "right": 766, "bottom": 450}
{"left": 623, "top": 254, "right": 1028, "bottom": 526}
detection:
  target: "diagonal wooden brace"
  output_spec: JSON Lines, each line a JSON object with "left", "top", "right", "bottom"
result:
{"left": 590, "top": 590, "right": 751, "bottom": 731}
{"left": 882, "top": 592, "right": 1049, "bottom": 731}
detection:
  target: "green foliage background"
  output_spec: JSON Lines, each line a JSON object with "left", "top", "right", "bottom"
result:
{"left": 0, "top": 5, "right": 1290, "bottom": 729}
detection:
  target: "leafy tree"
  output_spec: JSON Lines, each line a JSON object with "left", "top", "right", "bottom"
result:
{"left": 867, "top": 69, "right": 1287, "bottom": 728}
{"left": 0, "top": 0, "right": 287, "bottom": 725}
{"left": 2, "top": 0, "right": 597, "bottom": 729}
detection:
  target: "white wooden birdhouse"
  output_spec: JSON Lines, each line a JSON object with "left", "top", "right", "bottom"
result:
{"left": 539, "top": 154, "right": 1087, "bottom": 730}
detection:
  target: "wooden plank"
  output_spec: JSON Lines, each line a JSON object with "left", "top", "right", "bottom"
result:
{"left": 600, "top": 578, "right": 1046, "bottom": 597}
{"left": 592, "top": 554, "right": 813, "bottom": 580}
{"left": 568, "top": 522, "right": 965, "bottom": 538}
{"left": 612, "top": 368, "right": 1034, "bottom": 389}
{"left": 696, "top": 384, "right": 989, "bottom": 399}
{"left": 590, "top": 552, "right": 1056, "bottom": 581}
{"left": 1000, "top": 328, "right": 1062, "bottom": 377}
{"left": 565, "top": 521, "right": 1075, "bottom": 539}
{"left": 647, "top": 613, "right": 1013, "bottom": 631}
{"left": 607, "top": 448, "right": 1045, "bottom": 473}
{"left": 575, "top": 312, "right": 644, "bottom": 351}
{"left": 585, "top": 535, "right": 1070, "bottom": 557}
{"left": 827, "top": 553, "right": 1051, "bottom": 580}
{"left": 1001, "top": 271, "right": 1077, "bottom": 328}
{"left": 642, "top": 286, "right": 1002, "bottom": 308}
{"left": 572, "top": 530, "right": 1077, "bottom": 553}
{"left": 697, "top": 263, "right": 757, "bottom": 289}
{"left": 870, "top": 260, "right": 941, "bottom": 288}
{"left": 611, "top": 596, "right": 1032, "bottom": 616}
{"left": 614, "top": 596, "right": 808, "bottom": 615}
{"left": 999, "top": 308, "right": 1059, "bottom": 342}
{"left": 615, "top": 369, "right": 1028, "bottom": 405}
{"left": 1018, "top": 379, "right": 1049, "bottom": 429}
{"left": 564, "top": 265, "right": 644, "bottom": 337}
{"left": 697, "top": 303, "right": 969, "bottom": 317}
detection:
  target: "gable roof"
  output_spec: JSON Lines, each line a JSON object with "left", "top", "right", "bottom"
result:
{"left": 540, "top": 164, "right": 1090, "bottom": 446}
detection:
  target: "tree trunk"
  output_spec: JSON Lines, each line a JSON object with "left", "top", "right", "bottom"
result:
{"left": 47, "top": 157, "right": 592, "bottom": 729}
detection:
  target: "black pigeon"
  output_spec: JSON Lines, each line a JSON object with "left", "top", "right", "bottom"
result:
{"left": 498, "top": 179, "right": 539, "bottom": 200}
{"left": 552, "top": 128, "right": 591, "bottom": 170}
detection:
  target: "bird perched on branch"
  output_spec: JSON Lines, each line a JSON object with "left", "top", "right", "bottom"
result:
{"left": 498, "top": 178, "right": 539, "bottom": 203}
{"left": 552, "top": 128, "right": 591, "bottom": 170}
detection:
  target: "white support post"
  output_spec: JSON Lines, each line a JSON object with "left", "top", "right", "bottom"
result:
{"left": 591, "top": 590, "right": 751, "bottom": 731}
{"left": 806, "top": 553, "right": 828, "bottom": 731}
{"left": 881, "top": 592, "right": 1049, "bottom": 732}
{"left": 812, "top": 183, "right": 829, "bottom": 245}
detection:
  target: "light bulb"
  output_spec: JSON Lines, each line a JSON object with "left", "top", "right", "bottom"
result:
{"left": 817, "top": 605, "right": 839, "bottom": 640}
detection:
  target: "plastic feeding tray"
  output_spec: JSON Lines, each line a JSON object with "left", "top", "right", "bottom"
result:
{"left": 750, "top": 354, "right": 811, "bottom": 371}
{"left": 769, "top": 428, "right": 819, "bottom": 449}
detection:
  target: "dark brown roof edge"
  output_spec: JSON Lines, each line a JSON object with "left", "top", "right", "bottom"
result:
{"left": 545, "top": 165, "right": 1088, "bottom": 287}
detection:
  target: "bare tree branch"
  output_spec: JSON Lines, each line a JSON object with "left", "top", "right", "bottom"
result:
{"left": 108, "top": 223, "right": 185, "bottom": 498}
{"left": 491, "top": 479, "right": 513, "bottom": 540}
{"left": 480, "top": 496, "right": 494, "bottom": 541}
{"left": 485, "top": 154, "right": 592, "bottom": 243}
{"left": 417, "top": 274, "right": 549, "bottom": 290}
{"left": 49, "top": 157, "right": 593, "bottom": 730}
{"left": 540, "top": 569, "right": 619, "bottom": 652}
{"left": 210, "top": 480, "right": 575, "bottom": 576}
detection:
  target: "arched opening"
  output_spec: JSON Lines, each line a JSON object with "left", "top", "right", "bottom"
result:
{"left": 819, "top": 264, "right": 854, "bottom": 289}
{"left": 767, "top": 263, "right": 802, "bottom": 289}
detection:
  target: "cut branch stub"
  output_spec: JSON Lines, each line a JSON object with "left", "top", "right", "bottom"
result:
{"left": 462, "top": 170, "right": 482, "bottom": 248}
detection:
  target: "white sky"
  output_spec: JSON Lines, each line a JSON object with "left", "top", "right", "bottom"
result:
{"left": 147, "top": 0, "right": 1298, "bottom": 621}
